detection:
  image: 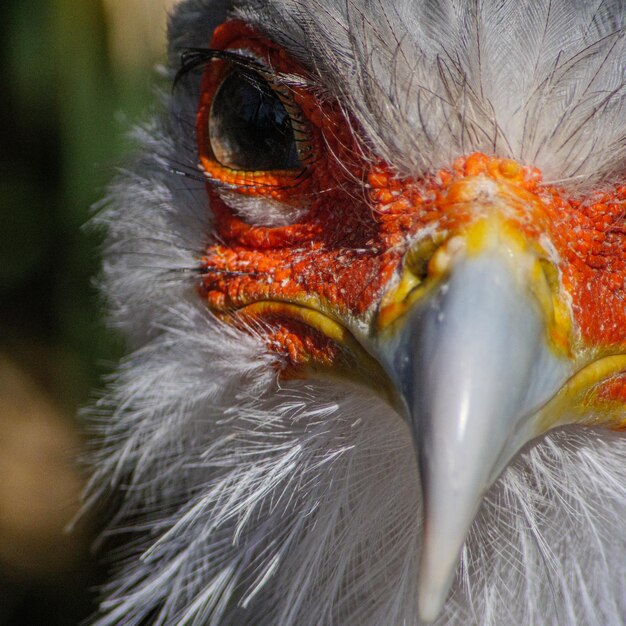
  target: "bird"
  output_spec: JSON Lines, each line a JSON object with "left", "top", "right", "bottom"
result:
{"left": 86, "top": 0, "right": 626, "bottom": 624}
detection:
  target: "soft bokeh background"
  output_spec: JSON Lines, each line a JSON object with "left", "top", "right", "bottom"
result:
{"left": 0, "top": 1, "right": 178, "bottom": 623}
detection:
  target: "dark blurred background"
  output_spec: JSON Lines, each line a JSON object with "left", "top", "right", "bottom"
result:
{"left": 0, "top": 1, "right": 176, "bottom": 623}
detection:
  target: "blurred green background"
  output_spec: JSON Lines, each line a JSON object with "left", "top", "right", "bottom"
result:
{"left": 0, "top": 1, "right": 176, "bottom": 623}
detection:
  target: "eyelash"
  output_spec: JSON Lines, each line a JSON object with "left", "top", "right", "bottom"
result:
{"left": 175, "top": 47, "right": 274, "bottom": 89}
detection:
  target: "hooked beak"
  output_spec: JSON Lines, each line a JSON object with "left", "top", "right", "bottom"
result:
{"left": 370, "top": 218, "right": 572, "bottom": 622}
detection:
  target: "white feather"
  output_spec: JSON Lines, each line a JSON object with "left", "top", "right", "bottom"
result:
{"left": 216, "top": 190, "right": 309, "bottom": 226}
{"left": 234, "top": 0, "right": 625, "bottom": 187}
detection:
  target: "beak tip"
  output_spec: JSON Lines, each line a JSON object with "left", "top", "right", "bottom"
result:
{"left": 417, "top": 578, "right": 449, "bottom": 624}
{"left": 416, "top": 537, "right": 459, "bottom": 624}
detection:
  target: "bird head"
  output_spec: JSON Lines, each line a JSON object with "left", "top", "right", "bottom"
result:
{"left": 90, "top": 3, "right": 626, "bottom": 625}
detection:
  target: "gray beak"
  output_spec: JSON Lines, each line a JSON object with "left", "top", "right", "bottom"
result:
{"left": 370, "top": 226, "right": 571, "bottom": 622}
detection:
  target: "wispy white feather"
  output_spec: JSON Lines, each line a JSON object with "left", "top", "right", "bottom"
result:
{"left": 235, "top": 0, "right": 625, "bottom": 186}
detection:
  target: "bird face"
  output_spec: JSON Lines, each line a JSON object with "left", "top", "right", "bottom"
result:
{"left": 193, "top": 19, "right": 626, "bottom": 619}
{"left": 91, "top": 3, "right": 626, "bottom": 625}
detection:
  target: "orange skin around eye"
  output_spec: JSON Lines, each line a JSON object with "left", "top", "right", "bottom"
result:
{"left": 197, "top": 21, "right": 626, "bottom": 404}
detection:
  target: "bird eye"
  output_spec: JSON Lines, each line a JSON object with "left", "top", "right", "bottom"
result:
{"left": 208, "top": 68, "right": 302, "bottom": 171}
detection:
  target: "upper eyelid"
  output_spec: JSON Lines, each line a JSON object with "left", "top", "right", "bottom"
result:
{"left": 173, "top": 46, "right": 291, "bottom": 89}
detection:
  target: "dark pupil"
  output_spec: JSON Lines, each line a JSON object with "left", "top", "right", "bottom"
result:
{"left": 209, "top": 69, "right": 300, "bottom": 171}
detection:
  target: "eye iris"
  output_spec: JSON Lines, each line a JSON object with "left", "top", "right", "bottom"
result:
{"left": 209, "top": 69, "right": 300, "bottom": 171}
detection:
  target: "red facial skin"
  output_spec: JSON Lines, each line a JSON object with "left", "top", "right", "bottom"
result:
{"left": 197, "top": 20, "right": 626, "bottom": 406}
